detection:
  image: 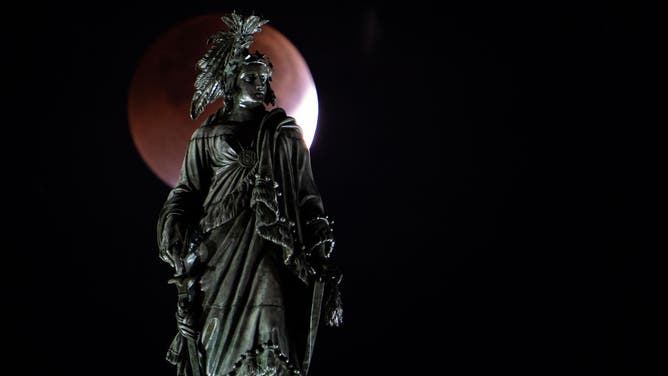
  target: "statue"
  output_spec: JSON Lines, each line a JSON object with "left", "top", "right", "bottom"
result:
{"left": 156, "top": 12, "right": 343, "bottom": 376}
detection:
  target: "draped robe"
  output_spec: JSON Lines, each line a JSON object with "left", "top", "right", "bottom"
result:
{"left": 157, "top": 108, "right": 334, "bottom": 376}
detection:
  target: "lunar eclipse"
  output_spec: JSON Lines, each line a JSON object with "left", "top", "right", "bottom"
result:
{"left": 128, "top": 14, "right": 319, "bottom": 187}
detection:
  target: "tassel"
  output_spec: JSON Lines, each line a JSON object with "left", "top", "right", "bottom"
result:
{"left": 324, "top": 282, "right": 344, "bottom": 327}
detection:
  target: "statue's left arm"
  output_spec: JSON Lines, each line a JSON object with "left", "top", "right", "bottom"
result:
{"left": 275, "top": 123, "right": 335, "bottom": 276}
{"left": 275, "top": 119, "right": 343, "bottom": 328}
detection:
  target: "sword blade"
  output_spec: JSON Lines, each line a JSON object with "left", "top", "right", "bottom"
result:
{"left": 186, "top": 337, "right": 203, "bottom": 376}
{"left": 302, "top": 280, "right": 324, "bottom": 375}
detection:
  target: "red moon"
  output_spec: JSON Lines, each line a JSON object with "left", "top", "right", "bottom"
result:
{"left": 128, "top": 14, "right": 319, "bottom": 187}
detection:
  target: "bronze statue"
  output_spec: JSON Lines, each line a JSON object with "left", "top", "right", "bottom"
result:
{"left": 156, "top": 12, "right": 342, "bottom": 376}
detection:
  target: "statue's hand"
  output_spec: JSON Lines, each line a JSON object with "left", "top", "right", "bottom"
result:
{"left": 160, "top": 242, "right": 187, "bottom": 275}
{"left": 160, "top": 222, "right": 187, "bottom": 271}
{"left": 160, "top": 231, "right": 184, "bottom": 275}
{"left": 310, "top": 251, "right": 342, "bottom": 284}
{"left": 159, "top": 244, "right": 174, "bottom": 267}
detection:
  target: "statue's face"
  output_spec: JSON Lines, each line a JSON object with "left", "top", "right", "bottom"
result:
{"left": 235, "top": 63, "right": 270, "bottom": 108}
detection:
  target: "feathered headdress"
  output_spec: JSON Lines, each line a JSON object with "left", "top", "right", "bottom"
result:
{"left": 190, "top": 12, "right": 271, "bottom": 120}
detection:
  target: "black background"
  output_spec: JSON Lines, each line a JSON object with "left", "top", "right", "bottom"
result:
{"left": 10, "top": 1, "right": 665, "bottom": 375}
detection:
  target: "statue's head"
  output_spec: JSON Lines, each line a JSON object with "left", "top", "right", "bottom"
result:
{"left": 225, "top": 51, "right": 276, "bottom": 111}
{"left": 190, "top": 12, "right": 273, "bottom": 120}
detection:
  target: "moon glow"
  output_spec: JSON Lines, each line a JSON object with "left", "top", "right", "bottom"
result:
{"left": 128, "top": 14, "right": 319, "bottom": 187}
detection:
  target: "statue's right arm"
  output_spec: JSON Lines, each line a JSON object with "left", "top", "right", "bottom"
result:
{"left": 157, "top": 131, "right": 210, "bottom": 267}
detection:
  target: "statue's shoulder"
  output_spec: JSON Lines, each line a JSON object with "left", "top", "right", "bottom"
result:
{"left": 266, "top": 108, "right": 302, "bottom": 139}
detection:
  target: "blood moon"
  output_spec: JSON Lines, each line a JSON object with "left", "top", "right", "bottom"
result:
{"left": 128, "top": 14, "right": 319, "bottom": 187}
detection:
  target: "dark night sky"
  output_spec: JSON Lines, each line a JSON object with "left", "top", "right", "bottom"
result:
{"left": 9, "top": 1, "right": 665, "bottom": 375}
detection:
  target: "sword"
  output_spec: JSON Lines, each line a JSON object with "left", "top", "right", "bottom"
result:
{"left": 169, "top": 275, "right": 204, "bottom": 376}
{"left": 168, "top": 227, "right": 205, "bottom": 376}
{"left": 302, "top": 280, "right": 324, "bottom": 375}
